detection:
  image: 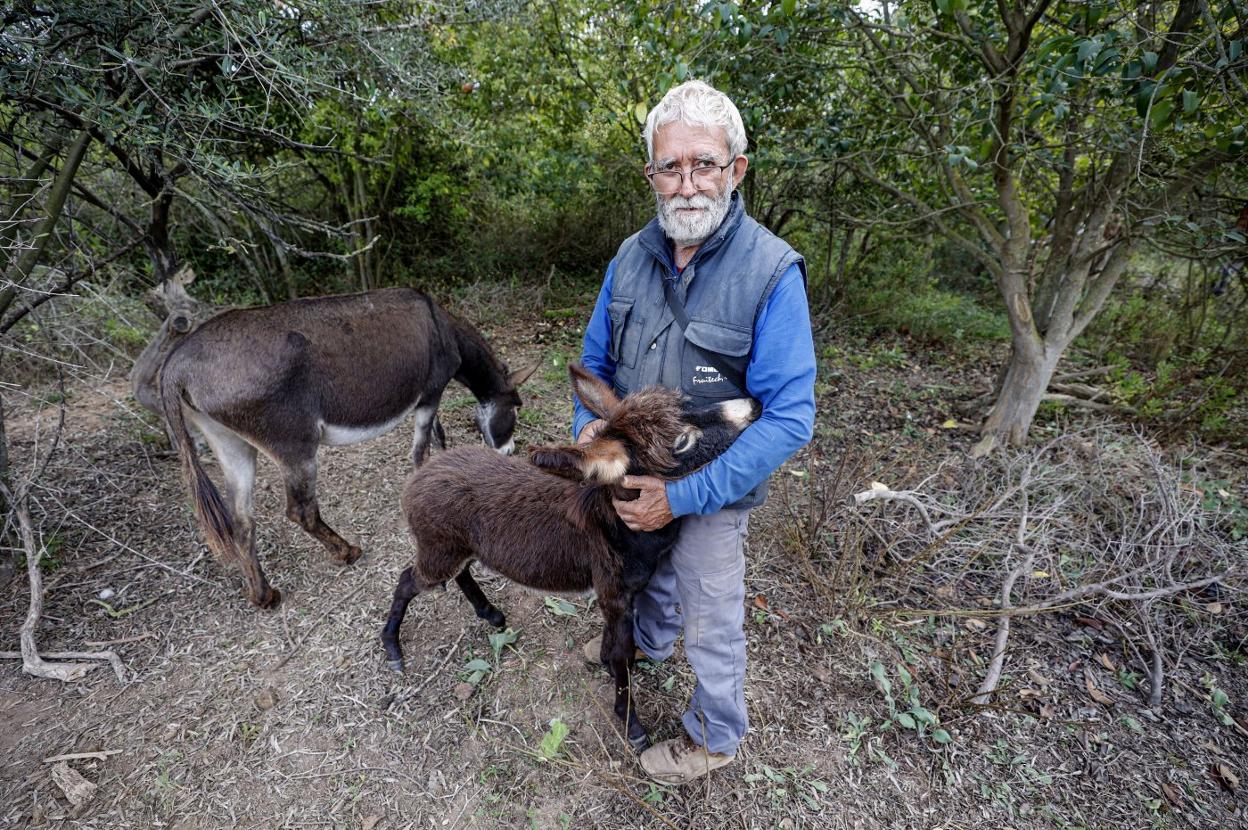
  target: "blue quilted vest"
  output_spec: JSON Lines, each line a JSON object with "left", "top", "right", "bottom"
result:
{"left": 607, "top": 192, "right": 805, "bottom": 509}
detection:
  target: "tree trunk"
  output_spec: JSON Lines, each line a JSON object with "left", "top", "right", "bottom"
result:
{"left": 973, "top": 340, "right": 1061, "bottom": 456}
{"left": 145, "top": 191, "right": 179, "bottom": 284}
{"left": 0, "top": 380, "right": 13, "bottom": 586}
{"left": 0, "top": 130, "right": 92, "bottom": 320}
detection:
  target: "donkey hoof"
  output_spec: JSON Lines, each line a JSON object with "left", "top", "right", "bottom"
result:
{"left": 255, "top": 587, "right": 282, "bottom": 610}
{"left": 483, "top": 608, "right": 506, "bottom": 629}
{"left": 386, "top": 658, "right": 405, "bottom": 674}
{"left": 629, "top": 732, "right": 652, "bottom": 753}
{"left": 333, "top": 545, "right": 362, "bottom": 566}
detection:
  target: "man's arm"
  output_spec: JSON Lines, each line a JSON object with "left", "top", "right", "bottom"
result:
{"left": 572, "top": 260, "right": 618, "bottom": 440}
{"left": 665, "top": 263, "right": 816, "bottom": 516}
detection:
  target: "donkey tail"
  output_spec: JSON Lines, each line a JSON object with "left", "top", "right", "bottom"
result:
{"left": 159, "top": 373, "right": 238, "bottom": 569}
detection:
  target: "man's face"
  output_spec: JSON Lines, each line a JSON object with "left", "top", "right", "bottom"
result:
{"left": 648, "top": 122, "right": 747, "bottom": 248}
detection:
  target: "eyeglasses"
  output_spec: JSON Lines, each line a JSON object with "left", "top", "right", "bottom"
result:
{"left": 645, "top": 161, "right": 733, "bottom": 195}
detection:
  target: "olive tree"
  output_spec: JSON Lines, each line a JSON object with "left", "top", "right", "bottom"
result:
{"left": 838, "top": 0, "right": 1246, "bottom": 452}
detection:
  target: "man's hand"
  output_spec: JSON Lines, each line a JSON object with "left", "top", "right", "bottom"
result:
{"left": 577, "top": 419, "right": 606, "bottom": 445}
{"left": 612, "top": 475, "right": 674, "bottom": 531}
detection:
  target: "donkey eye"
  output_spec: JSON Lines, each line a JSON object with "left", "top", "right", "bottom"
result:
{"left": 673, "top": 429, "right": 700, "bottom": 455}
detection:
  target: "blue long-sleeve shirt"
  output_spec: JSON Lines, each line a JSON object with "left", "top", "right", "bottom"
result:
{"left": 573, "top": 259, "right": 816, "bottom": 517}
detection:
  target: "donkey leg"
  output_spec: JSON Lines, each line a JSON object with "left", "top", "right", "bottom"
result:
{"left": 380, "top": 565, "right": 423, "bottom": 672}
{"left": 193, "top": 413, "right": 279, "bottom": 609}
{"left": 279, "top": 457, "right": 361, "bottom": 565}
{"left": 602, "top": 599, "right": 649, "bottom": 752}
{"left": 454, "top": 567, "right": 506, "bottom": 629}
{"left": 409, "top": 397, "right": 442, "bottom": 467}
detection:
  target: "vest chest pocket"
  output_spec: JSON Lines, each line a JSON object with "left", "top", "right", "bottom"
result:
{"left": 681, "top": 320, "right": 751, "bottom": 399}
{"left": 607, "top": 297, "right": 643, "bottom": 369}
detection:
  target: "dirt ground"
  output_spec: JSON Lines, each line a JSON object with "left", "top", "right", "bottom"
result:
{"left": 2, "top": 288, "right": 1245, "bottom": 829}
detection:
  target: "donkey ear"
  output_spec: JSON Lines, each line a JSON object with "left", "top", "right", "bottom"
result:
{"left": 569, "top": 363, "right": 620, "bottom": 420}
{"left": 172, "top": 266, "right": 196, "bottom": 286}
{"left": 507, "top": 362, "right": 539, "bottom": 389}
{"left": 529, "top": 445, "right": 586, "bottom": 480}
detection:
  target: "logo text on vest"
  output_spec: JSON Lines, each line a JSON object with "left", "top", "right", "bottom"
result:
{"left": 692, "top": 365, "right": 725, "bottom": 385}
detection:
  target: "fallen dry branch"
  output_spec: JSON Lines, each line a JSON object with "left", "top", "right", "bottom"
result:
{"left": 41, "top": 750, "right": 124, "bottom": 764}
{"left": 845, "top": 428, "right": 1246, "bottom": 709}
{"left": 0, "top": 480, "right": 128, "bottom": 683}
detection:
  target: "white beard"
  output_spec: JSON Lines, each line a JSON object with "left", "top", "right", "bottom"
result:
{"left": 655, "top": 177, "right": 734, "bottom": 248}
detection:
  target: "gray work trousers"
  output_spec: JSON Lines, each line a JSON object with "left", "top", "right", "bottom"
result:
{"left": 633, "top": 507, "right": 750, "bottom": 755}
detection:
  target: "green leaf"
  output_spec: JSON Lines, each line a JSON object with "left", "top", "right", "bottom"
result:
{"left": 932, "top": 729, "right": 953, "bottom": 744}
{"left": 538, "top": 718, "right": 570, "bottom": 760}
{"left": 782, "top": 0, "right": 797, "bottom": 16}
{"left": 544, "top": 596, "right": 577, "bottom": 616}
{"left": 870, "top": 660, "right": 891, "bottom": 696}
{"left": 912, "top": 707, "right": 937, "bottom": 726}
{"left": 1135, "top": 81, "right": 1157, "bottom": 118}
{"left": 895, "top": 712, "right": 917, "bottom": 730}
{"left": 1142, "top": 51, "right": 1159, "bottom": 74}
{"left": 1182, "top": 89, "right": 1199, "bottom": 114}
{"left": 488, "top": 628, "right": 518, "bottom": 660}
{"left": 1076, "top": 39, "right": 1098, "bottom": 66}
{"left": 1149, "top": 100, "right": 1175, "bottom": 129}
{"left": 464, "top": 658, "right": 492, "bottom": 673}
{"left": 633, "top": 101, "right": 648, "bottom": 125}
{"left": 1093, "top": 48, "right": 1120, "bottom": 75}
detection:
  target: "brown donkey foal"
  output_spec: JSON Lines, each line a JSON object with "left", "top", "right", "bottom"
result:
{"left": 382, "top": 363, "right": 759, "bottom": 752}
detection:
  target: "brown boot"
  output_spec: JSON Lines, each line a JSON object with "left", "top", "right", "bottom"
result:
{"left": 639, "top": 736, "right": 734, "bottom": 784}
{"left": 581, "top": 633, "right": 647, "bottom": 663}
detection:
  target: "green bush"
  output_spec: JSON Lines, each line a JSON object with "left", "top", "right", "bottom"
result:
{"left": 830, "top": 242, "right": 1009, "bottom": 346}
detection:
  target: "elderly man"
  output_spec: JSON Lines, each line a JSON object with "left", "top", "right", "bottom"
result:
{"left": 573, "top": 80, "right": 816, "bottom": 784}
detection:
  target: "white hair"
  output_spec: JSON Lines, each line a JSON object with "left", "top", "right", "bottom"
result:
{"left": 643, "top": 80, "right": 747, "bottom": 162}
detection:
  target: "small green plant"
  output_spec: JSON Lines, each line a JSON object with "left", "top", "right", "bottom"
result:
{"left": 869, "top": 660, "right": 952, "bottom": 746}
{"left": 743, "top": 764, "right": 830, "bottom": 811}
{"left": 151, "top": 750, "right": 182, "bottom": 812}
{"left": 1117, "top": 667, "right": 1141, "bottom": 691}
{"left": 1187, "top": 477, "right": 1248, "bottom": 541}
{"left": 462, "top": 629, "right": 521, "bottom": 687}
{"left": 462, "top": 656, "right": 493, "bottom": 686}
{"left": 537, "top": 717, "right": 569, "bottom": 760}
{"left": 21, "top": 533, "right": 65, "bottom": 573}
{"left": 818, "top": 619, "right": 849, "bottom": 643}
{"left": 1202, "top": 674, "right": 1236, "bottom": 728}
{"left": 238, "top": 722, "right": 261, "bottom": 743}
{"left": 642, "top": 783, "right": 668, "bottom": 805}
{"left": 986, "top": 738, "right": 1027, "bottom": 768}
{"left": 489, "top": 628, "right": 519, "bottom": 660}
{"left": 839, "top": 712, "right": 895, "bottom": 767}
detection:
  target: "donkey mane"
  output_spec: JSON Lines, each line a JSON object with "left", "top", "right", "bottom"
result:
{"left": 444, "top": 308, "right": 512, "bottom": 400}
